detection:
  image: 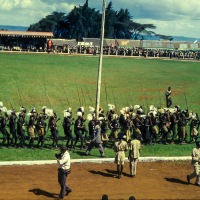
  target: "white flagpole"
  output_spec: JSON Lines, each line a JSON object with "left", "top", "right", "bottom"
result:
{"left": 95, "top": 0, "right": 106, "bottom": 119}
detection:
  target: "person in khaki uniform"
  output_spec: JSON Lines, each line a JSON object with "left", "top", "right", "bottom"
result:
{"left": 128, "top": 134, "right": 141, "bottom": 177}
{"left": 113, "top": 132, "right": 128, "bottom": 179}
{"left": 187, "top": 141, "right": 200, "bottom": 186}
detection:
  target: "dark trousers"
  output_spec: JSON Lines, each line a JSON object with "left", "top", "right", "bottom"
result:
{"left": 51, "top": 129, "right": 58, "bottom": 147}
{"left": 86, "top": 141, "right": 105, "bottom": 156}
{"left": 73, "top": 130, "right": 84, "bottom": 149}
{"left": 58, "top": 168, "right": 71, "bottom": 198}
{"left": 64, "top": 129, "right": 74, "bottom": 149}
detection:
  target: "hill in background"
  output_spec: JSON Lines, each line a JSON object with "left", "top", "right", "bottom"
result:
{"left": 0, "top": 25, "right": 198, "bottom": 42}
{"left": 0, "top": 25, "right": 28, "bottom": 31}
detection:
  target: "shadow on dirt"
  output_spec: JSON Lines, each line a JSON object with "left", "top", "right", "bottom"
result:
{"left": 89, "top": 170, "right": 115, "bottom": 178}
{"left": 29, "top": 188, "right": 58, "bottom": 198}
{"left": 89, "top": 169, "right": 131, "bottom": 179}
{"left": 165, "top": 178, "right": 188, "bottom": 185}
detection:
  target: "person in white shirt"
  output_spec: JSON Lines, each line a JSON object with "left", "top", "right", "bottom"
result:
{"left": 56, "top": 145, "right": 72, "bottom": 199}
{"left": 187, "top": 141, "right": 200, "bottom": 186}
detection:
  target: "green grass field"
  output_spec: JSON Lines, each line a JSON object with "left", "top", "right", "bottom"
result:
{"left": 0, "top": 52, "right": 199, "bottom": 161}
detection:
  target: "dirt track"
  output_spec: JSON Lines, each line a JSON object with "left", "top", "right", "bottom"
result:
{"left": 0, "top": 161, "right": 200, "bottom": 200}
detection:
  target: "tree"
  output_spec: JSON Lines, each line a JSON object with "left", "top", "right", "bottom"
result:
{"left": 64, "top": 0, "right": 101, "bottom": 40}
{"left": 114, "top": 8, "right": 133, "bottom": 39}
{"left": 27, "top": 0, "right": 159, "bottom": 40}
{"left": 104, "top": 1, "right": 116, "bottom": 38}
{"left": 129, "top": 21, "right": 156, "bottom": 40}
{"left": 28, "top": 12, "right": 66, "bottom": 37}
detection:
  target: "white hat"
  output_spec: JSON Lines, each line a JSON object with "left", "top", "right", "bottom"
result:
{"left": 125, "top": 107, "right": 129, "bottom": 113}
{"left": 149, "top": 105, "right": 157, "bottom": 112}
{"left": 0, "top": 101, "right": 3, "bottom": 108}
{"left": 77, "top": 111, "right": 82, "bottom": 117}
{"left": 80, "top": 106, "right": 84, "bottom": 112}
{"left": 99, "top": 107, "right": 104, "bottom": 113}
{"left": 124, "top": 113, "right": 129, "bottom": 120}
{"left": 1, "top": 106, "right": 7, "bottom": 113}
{"left": 134, "top": 105, "right": 140, "bottom": 110}
{"left": 64, "top": 111, "right": 71, "bottom": 118}
{"left": 42, "top": 106, "right": 47, "bottom": 110}
{"left": 113, "top": 114, "right": 118, "bottom": 119}
{"left": 86, "top": 113, "right": 93, "bottom": 121}
{"left": 45, "top": 108, "right": 54, "bottom": 116}
{"left": 88, "top": 106, "right": 95, "bottom": 114}
{"left": 99, "top": 117, "right": 104, "bottom": 121}
{"left": 120, "top": 108, "right": 125, "bottom": 115}
{"left": 158, "top": 108, "right": 164, "bottom": 114}
{"left": 108, "top": 104, "right": 115, "bottom": 111}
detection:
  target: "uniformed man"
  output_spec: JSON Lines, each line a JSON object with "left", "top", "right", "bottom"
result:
{"left": 133, "top": 114, "right": 144, "bottom": 142}
{"left": 144, "top": 115, "right": 152, "bottom": 145}
{"left": 170, "top": 110, "right": 179, "bottom": 144}
{"left": 73, "top": 111, "right": 85, "bottom": 150}
{"left": 128, "top": 134, "right": 141, "bottom": 177}
{"left": 88, "top": 115, "right": 96, "bottom": 141}
{"left": 189, "top": 114, "right": 199, "bottom": 143}
{"left": 56, "top": 145, "right": 72, "bottom": 199}
{"left": 1, "top": 112, "right": 10, "bottom": 147}
{"left": 36, "top": 113, "right": 46, "bottom": 149}
{"left": 28, "top": 110, "right": 37, "bottom": 148}
{"left": 8, "top": 110, "right": 17, "bottom": 147}
{"left": 109, "top": 114, "right": 120, "bottom": 141}
{"left": 49, "top": 113, "right": 59, "bottom": 149}
{"left": 177, "top": 112, "right": 188, "bottom": 144}
{"left": 17, "top": 112, "right": 26, "bottom": 148}
{"left": 160, "top": 111, "right": 170, "bottom": 144}
{"left": 100, "top": 117, "right": 109, "bottom": 148}
{"left": 165, "top": 87, "right": 172, "bottom": 108}
{"left": 187, "top": 141, "right": 200, "bottom": 186}
{"left": 62, "top": 110, "right": 74, "bottom": 150}
{"left": 113, "top": 132, "right": 128, "bottom": 179}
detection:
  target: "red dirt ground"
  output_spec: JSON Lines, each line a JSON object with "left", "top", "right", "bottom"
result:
{"left": 0, "top": 161, "right": 200, "bottom": 200}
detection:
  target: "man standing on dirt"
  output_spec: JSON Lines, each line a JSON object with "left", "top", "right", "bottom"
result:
{"left": 165, "top": 87, "right": 172, "bottom": 108}
{"left": 56, "top": 145, "right": 72, "bottom": 199}
{"left": 128, "top": 134, "right": 141, "bottom": 177}
{"left": 187, "top": 141, "right": 200, "bottom": 186}
{"left": 113, "top": 132, "right": 128, "bottom": 179}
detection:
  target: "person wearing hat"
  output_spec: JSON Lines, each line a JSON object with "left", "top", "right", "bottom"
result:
{"left": 113, "top": 132, "right": 128, "bottom": 179}
{"left": 73, "top": 111, "right": 85, "bottom": 150}
{"left": 17, "top": 112, "right": 26, "bottom": 148}
{"left": 56, "top": 145, "right": 72, "bottom": 199}
{"left": 8, "top": 110, "right": 17, "bottom": 147}
{"left": 36, "top": 114, "right": 46, "bottom": 149}
{"left": 85, "top": 120, "right": 105, "bottom": 157}
{"left": 187, "top": 141, "right": 200, "bottom": 186}
{"left": 1, "top": 112, "right": 10, "bottom": 147}
{"left": 165, "top": 87, "right": 172, "bottom": 108}
{"left": 62, "top": 111, "right": 74, "bottom": 150}
{"left": 49, "top": 114, "right": 59, "bottom": 149}
{"left": 128, "top": 134, "right": 141, "bottom": 177}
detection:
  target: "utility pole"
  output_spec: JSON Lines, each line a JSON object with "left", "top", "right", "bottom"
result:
{"left": 95, "top": 0, "right": 106, "bottom": 119}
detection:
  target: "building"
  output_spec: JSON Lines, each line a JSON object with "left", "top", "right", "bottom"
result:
{"left": 0, "top": 30, "right": 53, "bottom": 51}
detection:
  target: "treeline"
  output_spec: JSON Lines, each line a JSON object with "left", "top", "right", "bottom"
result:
{"left": 28, "top": 0, "right": 171, "bottom": 41}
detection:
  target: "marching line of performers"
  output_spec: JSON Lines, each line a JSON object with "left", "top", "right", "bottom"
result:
{"left": 0, "top": 99, "right": 199, "bottom": 150}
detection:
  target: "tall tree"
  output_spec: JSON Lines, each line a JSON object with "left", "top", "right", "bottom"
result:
{"left": 104, "top": 1, "right": 116, "bottom": 38}
{"left": 28, "top": 12, "right": 66, "bottom": 36}
{"left": 27, "top": 0, "right": 158, "bottom": 40}
{"left": 129, "top": 21, "right": 156, "bottom": 40}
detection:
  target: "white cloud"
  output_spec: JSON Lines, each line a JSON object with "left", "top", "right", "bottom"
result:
{"left": 0, "top": 0, "right": 199, "bottom": 38}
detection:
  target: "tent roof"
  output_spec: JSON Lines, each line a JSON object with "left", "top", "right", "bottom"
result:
{"left": 51, "top": 39, "right": 77, "bottom": 46}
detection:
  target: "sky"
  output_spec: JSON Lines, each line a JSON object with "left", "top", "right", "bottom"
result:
{"left": 0, "top": 0, "right": 200, "bottom": 38}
